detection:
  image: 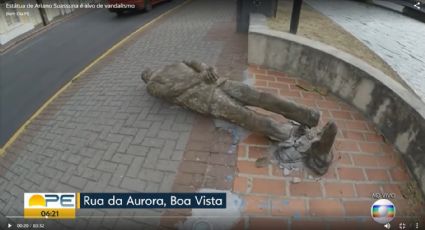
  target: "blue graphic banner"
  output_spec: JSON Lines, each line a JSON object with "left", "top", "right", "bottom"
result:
{"left": 79, "top": 193, "right": 226, "bottom": 209}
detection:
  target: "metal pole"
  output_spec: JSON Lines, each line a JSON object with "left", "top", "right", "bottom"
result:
{"left": 36, "top": 0, "right": 49, "bottom": 26}
{"left": 290, "top": 0, "right": 303, "bottom": 34}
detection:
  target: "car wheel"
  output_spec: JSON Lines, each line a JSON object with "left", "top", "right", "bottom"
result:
{"left": 116, "top": 10, "right": 124, "bottom": 16}
{"left": 145, "top": 0, "right": 152, "bottom": 12}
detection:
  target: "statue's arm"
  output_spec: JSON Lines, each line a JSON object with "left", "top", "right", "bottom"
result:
{"left": 183, "top": 60, "right": 210, "bottom": 72}
{"left": 148, "top": 73, "right": 203, "bottom": 98}
{"left": 147, "top": 61, "right": 219, "bottom": 99}
{"left": 183, "top": 60, "right": 219, "bottom": 84}
{"left": 170, "top": 76, "right": 203, "bottom": 95}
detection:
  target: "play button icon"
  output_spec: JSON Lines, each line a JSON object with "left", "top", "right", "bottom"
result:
{"left": 8, "top": 223, "right": 12, "bottom": 228}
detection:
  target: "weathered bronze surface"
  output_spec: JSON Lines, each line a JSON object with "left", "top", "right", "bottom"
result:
{"left": 141, "top": 60, "right": 337, "bottom": 175}
{"left": 142, "top": 61, "right": 320, "bottom": 140}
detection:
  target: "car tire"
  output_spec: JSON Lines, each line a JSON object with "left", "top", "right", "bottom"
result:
{"left": 115, "top": 10, "right": 124, "bottom": 16}
{"left": 145, "top": 0, "right": 152, "bottom": 12}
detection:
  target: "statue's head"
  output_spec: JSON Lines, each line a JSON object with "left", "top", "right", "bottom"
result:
{"left": 141, "top": 68, "right": 153, "bottom": 84}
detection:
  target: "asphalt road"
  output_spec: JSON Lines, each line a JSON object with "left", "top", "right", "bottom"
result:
{"left": 0, "top": 0, "right": 184, "bottom": 146}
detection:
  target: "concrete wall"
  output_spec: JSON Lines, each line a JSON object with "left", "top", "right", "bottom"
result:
{"left": 248, "top": 14, "right": 425, "bottom": 195}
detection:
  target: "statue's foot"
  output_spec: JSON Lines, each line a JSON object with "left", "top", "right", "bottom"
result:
{"left": 311, "top": 120, "right": 338, "bottom": 155}
{"left": 302, "top": 120, "right": 338, "bottom": 175}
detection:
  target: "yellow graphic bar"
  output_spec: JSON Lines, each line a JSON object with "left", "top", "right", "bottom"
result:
{"left": 24, "top": 208, "right": 75, "bottom": 219}
{"left": 77, "top": 192, "right": 80, "bottom": 209}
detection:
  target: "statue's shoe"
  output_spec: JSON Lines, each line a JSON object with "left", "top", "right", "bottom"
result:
{"left": 302, "top": 120, "right": 338, "bottom": 175}
{"left": 310, "top": 120, "right": 338, "bottom": 156}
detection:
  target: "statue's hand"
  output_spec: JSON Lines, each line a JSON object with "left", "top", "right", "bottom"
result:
{"left": 203, "top": 67, "right": 219, "bottom": 84}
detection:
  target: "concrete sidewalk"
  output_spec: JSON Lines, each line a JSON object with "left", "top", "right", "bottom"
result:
{"left": 0, "top": 0, "right": 246, "bottom": 229}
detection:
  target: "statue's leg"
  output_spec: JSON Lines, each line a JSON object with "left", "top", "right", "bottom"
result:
{"left": 220, "top": 80, "right": 320, "bottom": 128}
{"left": 304, "top": 121, "right": 338, "bottom": 175}
{"left": 210, "top": 94, "right": 294, "bottom": 141}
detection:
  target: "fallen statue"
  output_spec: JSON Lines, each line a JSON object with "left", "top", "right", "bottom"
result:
{"left": 141, "top": 61, "right": 337, "bottom": 175}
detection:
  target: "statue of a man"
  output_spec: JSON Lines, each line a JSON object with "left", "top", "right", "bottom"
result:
{"left": 141, "top": 61, "right": 337, "bottom": 175}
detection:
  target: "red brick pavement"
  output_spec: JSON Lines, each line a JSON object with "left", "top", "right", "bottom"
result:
{"left": 159, "top": 64, "right": 425, "bottom": 229}
{"left": 231, "top": 65, "right": 425, "bottom": 229}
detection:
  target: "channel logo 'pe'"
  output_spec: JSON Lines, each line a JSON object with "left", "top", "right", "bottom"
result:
{"left": 24, "top": 193, "right": 76, "bottom": 219}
